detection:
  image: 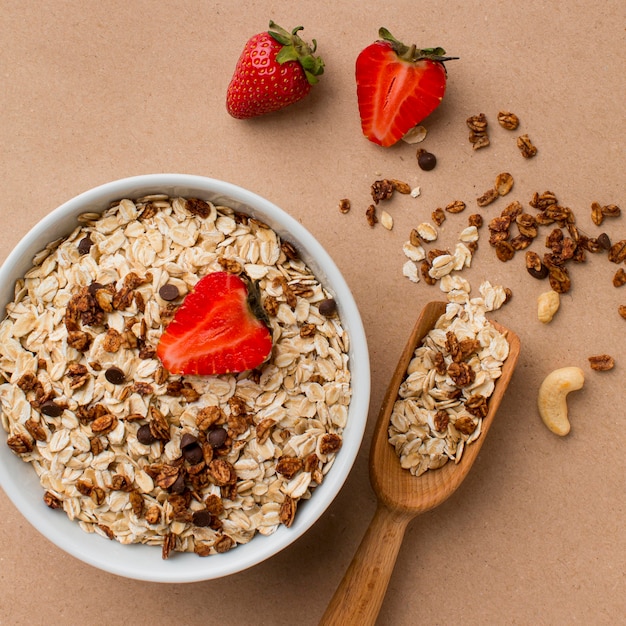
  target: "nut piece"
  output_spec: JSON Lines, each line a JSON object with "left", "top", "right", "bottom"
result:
{"left": 537, "top": 290, "right": 560, "bottom": 323}
{"left": 537, "top": 366, "right": 585, "bottom": 436}
{"left": 338, "top": 198, "right": 351, "bottom": 214}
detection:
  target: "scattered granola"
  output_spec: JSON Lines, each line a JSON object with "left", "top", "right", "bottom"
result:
{"left": 477, "top": 188, "right": 500, "bottom": 207}
{"left": 388, "top": 281, "right": 510, "bottom": 476}
{"left": 466, "top": 113, "right": 490, "bottom": 150}
{"left": 591, "top": 202, "right": 621, "bottom": 226}
{"left": 402, "top": 125, "right": 428, "bottom": 144}
{"left": 371, "top": 179, "right": 395, "bottom": 204}
{"left": 495, "top": 172, "right": 514, "bottom": 196}
{"left": 614, "top": 268, "right": 626, "bottom": 288}
{"left": 497, "top": 111, "right": 520, "bottom": 130}
{"left": 0, "top": 195, "right": 352, "bottom": 559}
{"left": 380, "top": 210, "right": 394, "bottom": 231}
{"left": 366, "top": 204, "right": 378, "bottom": 227}
{"left": 338, "top": 198, "right": 351, "bottom": 214}
{"left": 517, "top": 133, "right": 538, "bottom": 158}
{"left": 588, "top": 354, "right": 615, "bottom": 371}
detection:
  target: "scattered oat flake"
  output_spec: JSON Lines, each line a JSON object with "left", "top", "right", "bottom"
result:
{"left": 416, "top": 222, "right": 438, "bottom": 242}
{"left": 402, "top": 260, "right": 420, "bottom": 283}
{"left": 402, "top": 125, "right": 428, "bottom": 144}
{"left": 380, "top": 210, "right": 394, "bottom": 230}
{"left": 402, "top": 241, "right": 426, "bottom": 262}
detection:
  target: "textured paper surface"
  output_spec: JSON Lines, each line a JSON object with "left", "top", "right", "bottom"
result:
{"left": 1, "top": 1, "right": 624, "bottom": 624}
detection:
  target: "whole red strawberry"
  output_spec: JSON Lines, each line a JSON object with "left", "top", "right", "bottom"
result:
{"left": 356, "top": 28, "right": 457, "bottom": 147}
{"left": 226, "top": 21, "right": 324, "bottom": 119}
{"left": 156, "top": 272, "right": 273, "bottom": 376}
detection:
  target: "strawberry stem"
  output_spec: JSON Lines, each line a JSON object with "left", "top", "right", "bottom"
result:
{"left": 268, "top": 20, "right": 325, "bottom": 85}
{"left": 378, "top": 27, "right": 459, "bottom": 63}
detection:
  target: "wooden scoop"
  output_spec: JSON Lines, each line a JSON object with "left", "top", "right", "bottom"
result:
{"left": 320, "top": 301, "right": 520, "bottom": 626}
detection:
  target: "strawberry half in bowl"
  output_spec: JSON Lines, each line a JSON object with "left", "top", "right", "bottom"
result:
{"left": 0, "top": 174, "right": 370, "bottom": 582}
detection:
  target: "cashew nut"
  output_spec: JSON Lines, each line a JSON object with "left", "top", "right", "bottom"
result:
{"left": 537, "top": 290, "right": 560, "bottom": 324}
{"left": 537, "top": 366, "right": 585, "bottom": 435}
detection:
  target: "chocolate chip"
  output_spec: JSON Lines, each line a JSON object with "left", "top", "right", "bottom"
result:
{"left": 417, "top": 149, "right": 437, "bottom": 171}
{"left": 208, "top": 427, "right": 228, "bottom": 449}
{"left": 137, "top": 423, "right": 157, "bottom": 445}
{"left": 104, "top": 366, "right": 126, "bottom": 385}
{"left": 170, "top": 473, "right": 186, "bottom": 494}
{"left": 77, "top": 235, "right": 94, "bottom": 255}
{"left": 318, "top": 298, "right": 337, "bottom": 317}
{"left": 180, "top": 433, "right": 197, "bottom": 449}
{"left": 40, "top": 400, "right": 63, "bottom": 417}
{"left": 527, "top": 264, "right": 549, "bottom": 280}
{"left": 192, "top": 509, "right": 212, "bottom": 527}
{"left": 158, "top": 284, "right": 179, "bottom": 301}
{"left": 88, "top": 282, "right": 104, "bottom": 295}
{"left": 181, "top": 434, "right": 203, "bottom": 464}
{"left": 598, "top": 232, "right": 612, "bottom": 250}
{"left": 183, "top": 444, "right": 203, "bottom": 465}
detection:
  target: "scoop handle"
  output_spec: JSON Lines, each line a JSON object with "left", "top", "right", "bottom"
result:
{"left": 319, "top": 503, "right": 411, "bottom": 626}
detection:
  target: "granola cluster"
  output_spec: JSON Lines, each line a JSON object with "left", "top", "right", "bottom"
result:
{"left": 0, "top": 195, "right": 352, "bottom": 558}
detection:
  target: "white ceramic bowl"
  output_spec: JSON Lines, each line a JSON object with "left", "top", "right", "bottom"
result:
{"left": 0, "top": 174, "right": 370, "bottom": 582}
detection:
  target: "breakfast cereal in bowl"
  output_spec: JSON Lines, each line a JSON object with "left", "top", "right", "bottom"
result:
{"left": 0, "top": 175, "right": 370, "bottom": 581}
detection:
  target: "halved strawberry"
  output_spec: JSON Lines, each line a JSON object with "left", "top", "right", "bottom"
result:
{"left": 156, "top": 272, "right": 273, "bottom": 376}
{"left": 356, "top": 28, "right": 457, "bottom": 147}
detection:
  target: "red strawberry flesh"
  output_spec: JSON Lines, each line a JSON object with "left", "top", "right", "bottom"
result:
{"left": 356, "top": 30, "right": 456, "bottom": 147}
{"left": 156, "top": 272, "right": 272, "bottom": 376}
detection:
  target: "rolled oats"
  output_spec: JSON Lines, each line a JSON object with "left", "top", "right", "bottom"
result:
{"left": 388, "top": 281, "right": 510, "bottom": 476}
{"left": 380, "top": 210, "right": 394, "bottom": 231}
{"left": 0, "top": 195, "right": 351, "bottom": 559}
{"left": 415, "top": 222, "right": 438, "bottom": 242}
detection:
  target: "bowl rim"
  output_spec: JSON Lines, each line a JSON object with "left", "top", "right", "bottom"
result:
{"left": 0, "top": 174, "right": 371, "bottom": 582}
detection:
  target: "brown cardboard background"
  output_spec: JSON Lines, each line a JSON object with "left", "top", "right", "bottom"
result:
{"left": 1, "top": 1, "right": 625, "bottom": 624}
